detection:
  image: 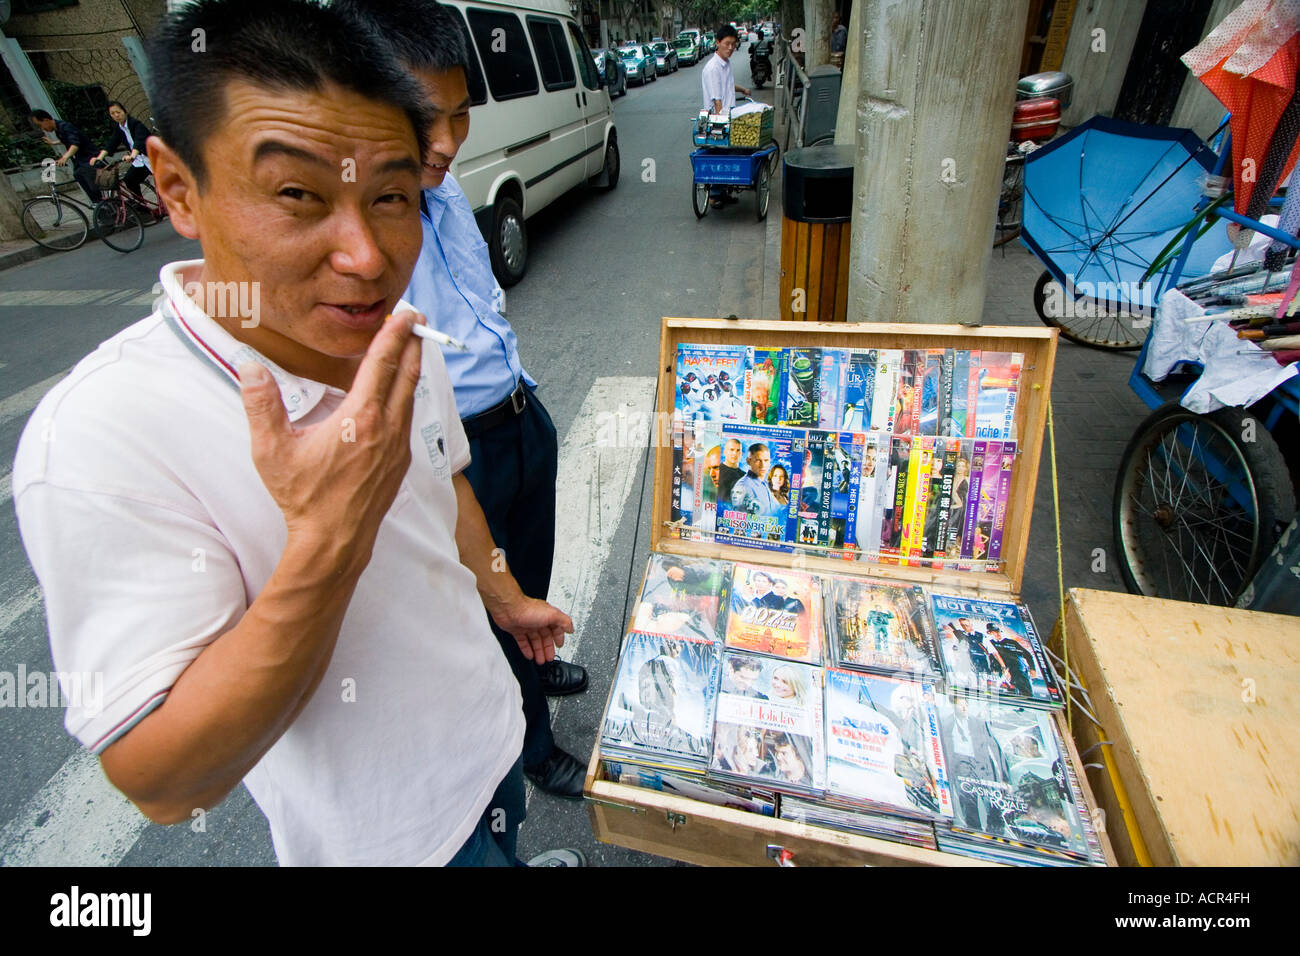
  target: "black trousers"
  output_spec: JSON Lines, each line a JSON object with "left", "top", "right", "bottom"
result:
{"left": 461, "top": 388, "right": 558, "bottom": 769}
{"left": 71, "top": 163, "right": 101, "bottom": 205}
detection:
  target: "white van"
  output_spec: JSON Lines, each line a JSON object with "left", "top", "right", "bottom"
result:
{"left": 441, "top": 0, "right": 619, "bottom": 286}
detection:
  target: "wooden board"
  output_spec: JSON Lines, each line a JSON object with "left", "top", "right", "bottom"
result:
{"left": 1058, "top": 588, "right": 1300, "bottom": 866}
{"left": 652, "top": 319, "right": 1059, "bottom": 595}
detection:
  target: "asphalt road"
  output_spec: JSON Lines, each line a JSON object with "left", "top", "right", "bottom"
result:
{"left": 0, "top": 53, "right": 774, "bottom": 866}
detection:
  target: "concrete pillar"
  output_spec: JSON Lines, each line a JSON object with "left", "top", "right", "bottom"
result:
{"left": 1058, "top": 0, "right": 1146, "bottom": 128}
{"left": 1169, "top": 0, "right": 1238, "bottom": 141}
{"left": 801, "top": 0, "right": 836, "bottom": 70}
{"left": 833, "top": 0, "right": 861, "bottom": 145}
{"left": 846, "top": 0, "right": 1029, "bottom": 326}
{"left": 0, "top": 173, "right": 26, "bottom": 243}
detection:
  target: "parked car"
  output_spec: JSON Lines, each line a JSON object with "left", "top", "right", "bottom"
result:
{"left": 618, "top": 43, "right": 657, "bottom": 85}
{"left": 702, "top": 30, "right": 716, "bottom": 54}
{"left": 650, "top": 40, "right": 678, "bottom": 73}
{"left": 440, "top": 0, "right": 619, "bottom": 286}
{"left": 672, "top": 35, "right": 699, "bottom": 65}
{"left": 592, "top": 48, "right": 628, "bottom": 97}
{"left": 678, "top": 28, "right": 703, "bottom": 54}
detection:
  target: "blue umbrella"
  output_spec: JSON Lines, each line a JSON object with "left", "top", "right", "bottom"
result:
{"left": 1022, "top": 115, "right": 1236, "bottom": 312}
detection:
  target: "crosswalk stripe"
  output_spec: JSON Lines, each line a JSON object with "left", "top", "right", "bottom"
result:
{"left": 0, "top": 584, "right": 43, "bottom": 647}
{"left": 0, "top": 290, "right": 149, "bottom": 308}
{"left": 0, "top": 370, "right": 69, "bottom": 428}
{"left": 0, "top": 748, "right": 148, "bottom": 867}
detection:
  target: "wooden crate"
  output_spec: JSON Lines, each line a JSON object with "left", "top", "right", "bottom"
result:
{"left": 1054, "top": 588, "right": 1300, "bottom": 867}
{"left": 585, "top": 317, "right": 1116, "bottom": 866}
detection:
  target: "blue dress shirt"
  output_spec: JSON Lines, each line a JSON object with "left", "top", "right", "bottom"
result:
{"left": 404, "top": 174, "right": 536, "bottom": 418}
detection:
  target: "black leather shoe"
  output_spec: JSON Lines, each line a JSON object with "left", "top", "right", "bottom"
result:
{"left": 524, "top": 748, "right": 586, "bottom": 800}
{"left": 538, "top": 659, "right": 588, "bottom": 697}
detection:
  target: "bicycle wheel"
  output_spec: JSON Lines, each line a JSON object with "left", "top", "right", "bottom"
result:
{"left": 94, "top": 201, "right": 145, "bottom": 253}
{"left": 693, "top": 181, "right": 710, "bottom": 219}
{"left": 1033, "top": 270, "right": 1149, "bottom": 351}
{"left": 1113, "top": 403, "right": 1296, "bottom": 606}
{"left": 21, "top": 196, "right": 90, "bottom": 251}
{"left": 993, "top": 149, "right": 1024, "bottom": 247}
{"left": 755, "top": 163, "right": 770, "bottom": 220}
{"left": 133, "top": 179, "right": 168, "bottom": 223}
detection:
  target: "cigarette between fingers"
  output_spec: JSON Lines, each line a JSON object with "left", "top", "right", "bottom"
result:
{"left": 411, "top": 323, "right": 470, "bottom": 351}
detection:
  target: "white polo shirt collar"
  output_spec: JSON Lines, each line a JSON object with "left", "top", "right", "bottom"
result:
{"left": 158, "top": 260, "right": 329, "bottom": 423}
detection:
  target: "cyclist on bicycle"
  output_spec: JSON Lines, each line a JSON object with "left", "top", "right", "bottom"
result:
{"left": 92, "top": 102, "right": 155, "bottom": 198}
{"left": 29, "top": 109, "right": 101, "bottom": 205}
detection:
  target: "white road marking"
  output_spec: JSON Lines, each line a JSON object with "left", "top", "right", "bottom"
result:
{"left": 0, "top": 370, "right": 69, "bottom": 428}
{"left": 545, "top": 376, "right": 657, "bottom": 662}
{"left": 0, "top": 289, "right": 155, "bottom": 308}
{"left": 0, "top": 748, "right": 148, "bottom": 867}
{"left": 0, "top": 584, "right": 43, "bottom": 647}
{"left": 0, "top": 468, "right": 10, "bottom": 508}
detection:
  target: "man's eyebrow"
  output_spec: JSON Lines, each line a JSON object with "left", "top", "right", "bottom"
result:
{"left": 252, "top": 141, "right": 420, "bottom": 177}
{"left": 431, "top": 96, "right": 473, "bottom": 114}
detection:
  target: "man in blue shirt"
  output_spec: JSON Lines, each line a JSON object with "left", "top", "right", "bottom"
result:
{"left": 731, "top": 442, "right": 781, "bottom": 516}
{"left": 339, "top": 0, "right": 590, "bottom": 803}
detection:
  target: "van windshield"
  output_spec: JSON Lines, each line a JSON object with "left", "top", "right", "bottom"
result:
{"left": 619, "top": 47, "right": 640, "bottom": 58}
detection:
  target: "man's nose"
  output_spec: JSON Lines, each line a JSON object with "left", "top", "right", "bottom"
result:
{"left": 329, "top": 207, "right": 386, "bottom": 279}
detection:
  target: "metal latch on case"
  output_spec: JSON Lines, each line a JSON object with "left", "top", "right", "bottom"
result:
{"left": 666, "top": 811, "right": 687, "bottom": 830}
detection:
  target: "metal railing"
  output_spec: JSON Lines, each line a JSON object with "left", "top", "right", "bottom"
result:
{"left": 774, "top": 35, "right": 810, "bottom": 151}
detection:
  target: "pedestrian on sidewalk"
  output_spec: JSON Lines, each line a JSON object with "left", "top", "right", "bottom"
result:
{"left": 337, "top": 0, "right": 593, "bottom": 802}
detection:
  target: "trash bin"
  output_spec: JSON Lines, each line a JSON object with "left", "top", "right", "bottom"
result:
{"left": 780, "top": 145, "right": 854, "bottom": 321}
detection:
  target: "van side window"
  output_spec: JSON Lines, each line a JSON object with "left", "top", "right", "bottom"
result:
{"left": 467, "top": 8, "right": 539, "bottom": 101}
{"left": 566, "top": 21, "right": 600, "bottom": 91}
{"left": 445, "top": 5, "right": 489, "bottom": 106}
{"left": 526, "top": 17, "right": 575, "bottom": 92}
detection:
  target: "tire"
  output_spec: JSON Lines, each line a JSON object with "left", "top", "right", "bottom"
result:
{"left": 134, "top": 178, "right": 168, "bottom": 223}
{"left": 993, "top": 149, "right": 1023, "bottom": 247}
{"left": 488, "top": 195, "right": 527, "bottom": 287}
{"left": 1033, "top": 269, "right": 1148, "bottom": 351}
{"left": 596, "top": 136, "right": 620, "bottom": 191}
{"left": 93, "top": 200, "right": 145, "bottom": 252}
{"left": 1113, "top": 403, "right": 1296, "bottom": 607}
{"left": 693, "top": 181, "right": 709, "bottom": 219}
{"left": 21, "top": 196, "right": 90, "bottom": 251}
{"left": 755, "top": 163, "right": 770, "bottom": 220}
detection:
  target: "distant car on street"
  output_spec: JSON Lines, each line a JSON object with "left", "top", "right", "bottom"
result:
{"left": 650, "top": 40, "right": 678, "bottom": 73}
{"left": 702, "top": 30, "right": 716, "bottom": 54}
{"left": 618, "top": 43, "right": 657, "bottom": 85}
{"left": 672, "top": 35, "right": 699, "bottom": 65}
{"left": 592, "top": 48, "right": 628, "bottom": 97}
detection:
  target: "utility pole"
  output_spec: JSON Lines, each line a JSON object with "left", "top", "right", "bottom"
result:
{"left": 845, "top": 0, "right": 1028, "bottom": 325}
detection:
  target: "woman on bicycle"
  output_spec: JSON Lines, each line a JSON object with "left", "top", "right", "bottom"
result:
{"left": 92, "top": 102, "right": 154, "bottom": 197}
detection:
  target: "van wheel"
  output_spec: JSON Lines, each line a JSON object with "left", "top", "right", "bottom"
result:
{"left": 597, "top": 137, "right": 620, "bottom": 191}
{"left": 489, "top": 196, "right": 527, "bottom": 288}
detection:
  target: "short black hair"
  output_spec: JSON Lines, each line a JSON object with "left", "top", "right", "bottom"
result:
{"left": 717, "top": 24, "right": 738, "bottom": 42}
{"left": 30, "top": 109, "right": 53, "bottom": 121}
{"left": 107, "top": 100, "right": 126, "bottom": 111}
{"left": 334, "top": 0, "right": 470, "bottom": 73}
{"left": 145, "top": 0, "right": 431, "bottom": 187}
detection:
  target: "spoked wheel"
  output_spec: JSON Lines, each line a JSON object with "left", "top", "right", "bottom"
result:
{"left": 994, "top": 149, "right": 1024, "bottom": 247}
{"left": 1034, "top": 270, "right": 1149, "bottom": 351}
{"left": 21, "top": 196, "right": 90, "bottom": 251}
{"left": 93, "top": 201, "right": 145, "bottom": 252}
{"left": 755, "top": 164, "right": 770, "bottom": 220}
{"left": 1113, "top": 403, "right": 1296, "bottom": 607}
{"left": 693, "top": 181, "right": 710, "bottom": 219}
{"left": 134, "top": 179, "right": 168, "bottom": 223}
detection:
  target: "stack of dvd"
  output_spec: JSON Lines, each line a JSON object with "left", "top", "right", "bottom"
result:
{"left": 934, "top": 696, "right": 1099, "bottom": 865}
{"left": 709, "top": 652, "right": 826, "bottom": 796}
{"left": 632, "top": 554, "right": 731, "bottom": 644}
{"left": 930, "top": 594, "right": 1064, "bottom": 709}
{"left": 822, "top": 575, "right": 942, "bottom": 681}
{"left": 602, "top": 760, "right": 776, "bottom": 816}
{"left": 600, "top": 631, "right": 722, "bottom": 776}
{"left": 671, "top": 343, "right": 1024, "bottom": 571}
{"left": 724, "top": 562, "right": 822, "bottom": 664}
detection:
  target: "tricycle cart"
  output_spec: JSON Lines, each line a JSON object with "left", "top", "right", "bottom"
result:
{"left": 690, "top": 144, "right": 779, "bottom": 221}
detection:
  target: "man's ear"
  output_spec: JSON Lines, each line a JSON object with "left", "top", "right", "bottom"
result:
{"left": 147, "top": 137, "right": 202, "bottom": 240}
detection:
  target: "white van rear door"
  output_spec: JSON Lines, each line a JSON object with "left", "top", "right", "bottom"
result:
{"left": 566, "top": 20, "right": 609, "bottom": 180}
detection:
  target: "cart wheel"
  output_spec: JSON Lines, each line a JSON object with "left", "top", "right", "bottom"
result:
{"left": 755, "top": 164, "right": 770, "bottom": 220}
{"left": 693, "top": 182, "right": 710, "bottom": 219}
{"left": 1034, "top": 270, "right": 1149, "bottom": 351}
{"left": 1113, "top": 403, "right": 1296, "bottom": 607}
{"left": 993, "top": 149, "right": 1024, "bottom": 248}
{"left": 765, "top": 143, "right": 780, "bottom": 178}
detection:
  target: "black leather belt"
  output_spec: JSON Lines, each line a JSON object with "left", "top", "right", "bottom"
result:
{"left": 462, "top": 381, "right": 528, "bottom": 438}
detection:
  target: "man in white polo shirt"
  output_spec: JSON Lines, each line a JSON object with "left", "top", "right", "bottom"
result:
{"left": 700, "top": 23, "right": 750, "bottom": 208}
{"left": 12, "top": 0, "right": 575, "bottom": 866}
